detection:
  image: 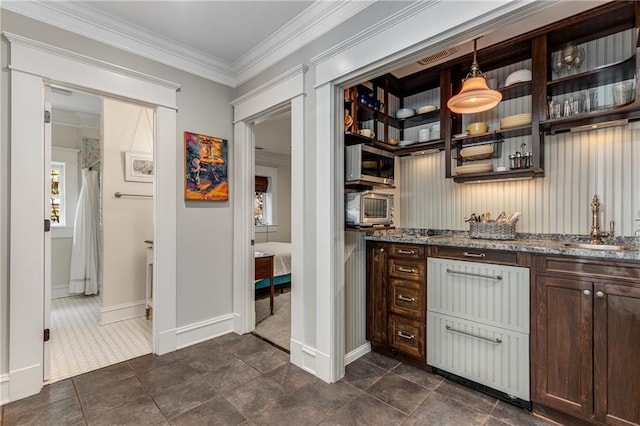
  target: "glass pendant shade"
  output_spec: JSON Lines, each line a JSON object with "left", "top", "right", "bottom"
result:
{"left": 447, "top": 38, "right": 502, "bottom": 114}
{"left": 447, "top": 76, "right": 502, "bottom": 113}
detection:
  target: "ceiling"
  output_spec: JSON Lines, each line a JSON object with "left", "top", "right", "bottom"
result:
{"left": 2, "top": 0, "right": 372, "bottom": 87}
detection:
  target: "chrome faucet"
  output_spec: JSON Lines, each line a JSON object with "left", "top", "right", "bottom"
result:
{"left": 590, "top": 194, "right": 614, "bottom": 244}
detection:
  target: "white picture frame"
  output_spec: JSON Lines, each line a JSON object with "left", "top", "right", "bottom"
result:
{"left": 125, "top": 151, "right": 153, "bottom": 183}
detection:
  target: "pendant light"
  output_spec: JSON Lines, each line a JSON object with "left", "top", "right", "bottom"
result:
{"left": 447, "top": 38, "right": 502, "bottom": 114}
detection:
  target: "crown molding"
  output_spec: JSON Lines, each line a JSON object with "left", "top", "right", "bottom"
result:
{"left": 310, "top": 1, "right": 439, "bottom": 67}
{"left": 2, "top": 0, "right": 372, "bottom": 88}
{"left": 232, "top": 0, "right": 373, "bottom": 87}
{"left": 231, "top": 64, "right": 307, "bottom": 107}
{"left": 51, "top": 108, "right": 100, "bottom": 130}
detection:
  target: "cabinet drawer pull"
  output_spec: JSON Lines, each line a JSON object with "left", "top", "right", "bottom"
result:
{"left": 397, "top": 294, "right": 415, "bottom": 303}
{"left": 397, "top": 331, "right": 415, "bottom": 341}
{"left": 596, "top": 290, "right": 605, "bottom": 298}
{"left": 397, "top": 249, "right": 416, "bottom": 255}
{"left": 463, "top": 252, "right": 486, "bottom": 258}
{"left": 583, "top": 289, "right": 591, "bottom": 296}
{"left": 446, "top": 268, "right": 502, "bottom": 281}
{"left": 445, "top": 325, "right": 502, "bottom": 344}
{"left": 397, "top": 267, "right": 416, "bottom": 273}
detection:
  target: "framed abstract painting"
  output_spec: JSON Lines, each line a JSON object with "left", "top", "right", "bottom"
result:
{"left": 184, "top": 131, "right": 229, "bottom": 201}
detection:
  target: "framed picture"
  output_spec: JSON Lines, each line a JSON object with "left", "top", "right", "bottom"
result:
{"left": 184, "top": 131, "right": 228, "bottom": 201}
{"left": 125, "top": 151, "right": 153, "bottom": 183}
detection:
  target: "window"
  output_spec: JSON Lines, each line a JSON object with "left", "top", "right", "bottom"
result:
{"left": 50, "top": 162, "right": 65, "bottom": 226}
{"left": 254, "top": 166, "right": 278, "bottom": 232}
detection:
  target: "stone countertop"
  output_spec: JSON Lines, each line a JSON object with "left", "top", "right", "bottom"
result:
{"left": 364, "top": 232, "right": 640, "bottom": 262}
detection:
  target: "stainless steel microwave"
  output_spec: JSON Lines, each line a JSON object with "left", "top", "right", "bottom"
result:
{"left": 345, "top": 191, "right": 394, "bottom": 227}
{"left": 345, "top": 144, "right": 394, "bottom": 186}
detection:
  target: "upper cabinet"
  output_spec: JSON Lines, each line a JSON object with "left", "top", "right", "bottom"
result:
{"left": 541, "top": 1, "right": 640, "bottom": 134}
{"left": 344, "top": 1, "right": 640, "bottom": 184}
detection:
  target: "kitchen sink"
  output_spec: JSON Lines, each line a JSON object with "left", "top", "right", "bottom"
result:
{"left": 563, "top": 242, "right": 637, "bottom": 251}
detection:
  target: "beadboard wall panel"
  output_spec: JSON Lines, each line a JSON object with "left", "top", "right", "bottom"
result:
{"left": 344, "top": 231, "right": 366, "bottom": 354}
{"left": 400, "top": 121, "right": 640, "bottom": 236}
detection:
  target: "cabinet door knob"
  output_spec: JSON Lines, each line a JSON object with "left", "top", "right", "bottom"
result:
{"left": 380, "top": 248, "right": 385, "bottom": 252}
{"left": 596, "top": 290, "right": 605, "bottom": 298}
{"left": 583, "top": 289, "right": 591, "bottom": 296}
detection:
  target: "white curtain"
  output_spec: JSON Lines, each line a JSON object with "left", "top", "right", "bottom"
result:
{"left": 69, "top": 168, "right": 100, "bottom": 295}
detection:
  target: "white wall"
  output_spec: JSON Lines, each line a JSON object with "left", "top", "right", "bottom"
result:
{"left": 101, "top": 99, "right": 153, "bottom": 314}
{"left": 0, "top": 8, "right": 234, "bottom": 389}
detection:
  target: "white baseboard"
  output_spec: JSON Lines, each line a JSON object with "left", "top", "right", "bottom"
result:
{"left": 176, "top": 314, "right": 234, "bottom": 350}
{"left": 51, "top": 284, "right": 72, "bottom": 299}
{"left": 345, "top": 342, "right": 371, "bottom": 365}
{"left": 290, "top": 337, "right": 317, "bottom": 377}
{"left": 157, "top": 328, "right": 177, "bottom": 356}
{"left": 8, "top": 364, "right": 42, "bottom": 404}
{"left": 99, "top": 300, "right": 146, "bottom": 325}
{"left": 0, "top": 374, "right": 10, "bottom": 406}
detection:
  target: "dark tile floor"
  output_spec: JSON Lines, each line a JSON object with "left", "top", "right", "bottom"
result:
{"left": 1, "top": 333, "right": 556, "bottom": 425}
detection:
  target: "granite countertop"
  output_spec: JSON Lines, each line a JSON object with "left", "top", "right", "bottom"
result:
{"left": 364, "top": 229, "right": 640, "bottom": 262}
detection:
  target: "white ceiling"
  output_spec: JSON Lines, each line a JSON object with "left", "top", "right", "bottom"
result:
{"left": 84, "top": 1, "right": 314, "bottom": 65}
{"left": 2, "top": 0, "right": 372, "bottom": 87}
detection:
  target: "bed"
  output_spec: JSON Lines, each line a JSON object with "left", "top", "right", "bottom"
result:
{"left": 254, "top": 242, "right": 291, "bottom": 292}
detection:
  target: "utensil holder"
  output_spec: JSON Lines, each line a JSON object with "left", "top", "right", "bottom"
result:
{"left": 470, "top": 222, "right": 516, "bottom": 240}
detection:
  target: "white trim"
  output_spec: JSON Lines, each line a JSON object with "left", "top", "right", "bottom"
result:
{"left": 232, "top": 65, "right": 307, "bottom": 112}
{"left": 345, "top": 342, "right": 371, "bottom": 366}
{"left": 176, "top": 314, "right": 235, "bottom": 350}
{"left": 254, "top": 225, "right": 279, "bottom": 234}
{"left": 289, "top": 338, "right": 316, "bottom": 376}
{"left": 0, "top": 374, "right": 10, "bottom": 406}
{"left": 255, "top": 150, "right": 291, "bottom": 166}
{"left": 99, "top": 300, "right": 146, "bottom": 325}
{"left": 8, "top": 364, "right": 41, "bottom": 403}
{"left": 2, "top": 1, "right": 369, "bottom": 87}
{"left": 310, "top": 1, "right": 561, "bottom": 87}
{"left": 3, "top": 32, "right": 181, "bottom": 109}
{"left": 51, "top": 285, "right": 72, "bottom": 300}
{"left": 233, "top": 1, "right": 372, "bottom": 86}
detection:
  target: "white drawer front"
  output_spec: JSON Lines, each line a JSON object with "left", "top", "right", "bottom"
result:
{"left": 427, "top": 311, "right": 530, "bottom": 401}
{"left": 427, "top": 258, "right": 530, "bottom": 333}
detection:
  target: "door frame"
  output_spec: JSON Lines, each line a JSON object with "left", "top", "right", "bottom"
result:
{"left": 231, "top": 65, "right": 307, "bottom": 370}
{"left": 5, "top": 32, "right": 180, "bottom": 402}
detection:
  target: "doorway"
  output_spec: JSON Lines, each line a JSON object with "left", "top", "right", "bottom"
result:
{"left": 251, "top": 109, "right": 292, "bottom": 351}
{"left": 7, "top": 33, "right": 178, "bottom": 402}
{"left": 47, "top": 89, "right": 154, "bottom": 383}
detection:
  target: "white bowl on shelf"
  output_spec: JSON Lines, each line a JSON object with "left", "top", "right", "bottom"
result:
{"left": 395, "top": 108, "right": 415, "bottom": 119}
{"left": 504, "top": 69, "right": 532, "bottom": 87}
{"left": 500, "top": 112, "right": 532, "bottom": 129}
{"left": 417, "top": 105, "right": 437, "bottom": 114}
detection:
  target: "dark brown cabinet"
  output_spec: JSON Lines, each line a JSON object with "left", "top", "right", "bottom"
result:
{"left": 366, "top": 241, "right": 427, "bottom": 368}
{"left": 533, "top": 256, "right": 640, "bottom": 426}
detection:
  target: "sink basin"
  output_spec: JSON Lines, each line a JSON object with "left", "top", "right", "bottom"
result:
{"left": 563, "top": 242, "right": 637, "bottom": 251}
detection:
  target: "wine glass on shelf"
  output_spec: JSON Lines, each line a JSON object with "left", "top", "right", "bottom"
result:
{"left": 551, "top": 51, "right": 565, "bottom": 77}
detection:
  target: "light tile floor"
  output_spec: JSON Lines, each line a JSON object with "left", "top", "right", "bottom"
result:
{"left": 3, "top": 333, "right": 558, "bottom": 425}
{"left": 49, "top": 295, "right": 152, "bottom": 383}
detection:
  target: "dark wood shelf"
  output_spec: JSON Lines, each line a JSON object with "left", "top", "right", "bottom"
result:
{"left": 452, "top": 125, "right": 532, "bottom": 145}
{"left": 388, "top": 109, "right": 441, "bottom": 129}
{"left": 344, "top": 180, "right": 395, "bottom": 190}
{"left": 499, "top": 81, "right": 532, "bottom": 101}
{"left": 547, "top": 56, "right": 636, "bottom": 97}
{"left": 394, "top": 140, "right": 445, "bottom": 157}
{"left": 540, "top": 100, "right": 640, "bottom": 134}
{"left": 452, "top": 168, "right": 544, "bottom": 183}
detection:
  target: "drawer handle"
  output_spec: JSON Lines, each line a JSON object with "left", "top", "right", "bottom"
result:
{"left": 398, "top": 294, "right": 415, "bottom": 303}
{"left": 397, "top": 331, "right": 415, "bottom": 341}
{"left": 397, "top": 267, "right": 416, "bottom": 273}
{"left": 463, "top": 252, "right": 486, "bottom": 258}
{"left": 446, "top": 268, "right": 502, "bottom": 281}
{"left": 397, "top": 249, "right": 416, "bottom": 255}
{"left": 445, "top": 325, "right": 502, "bottom": 344}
